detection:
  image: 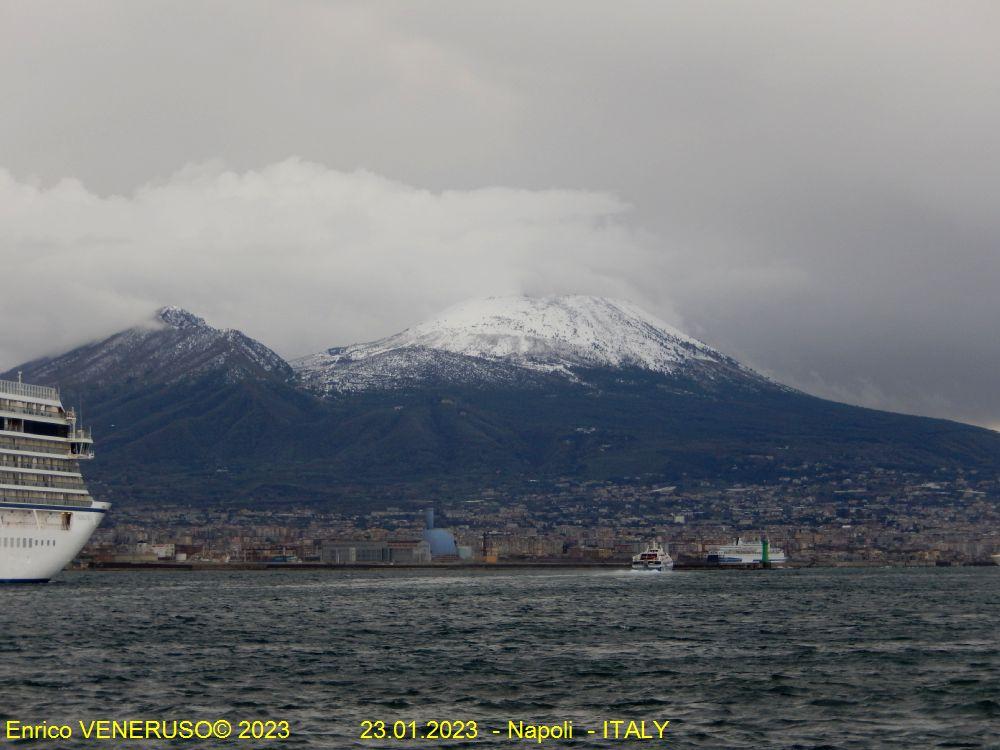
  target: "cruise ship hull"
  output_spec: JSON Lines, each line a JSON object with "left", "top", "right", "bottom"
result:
{"left": 0, "top": 502, "right": 109, "bottom": 582}
{"left": 1, "top": 377, "right": 106, "bottom": 583}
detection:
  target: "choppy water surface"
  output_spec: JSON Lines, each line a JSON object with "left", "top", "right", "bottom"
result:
{"left": 2, "top": 567, "right": 998, "bottom": 748}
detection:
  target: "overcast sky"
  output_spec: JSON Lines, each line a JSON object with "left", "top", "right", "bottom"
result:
{"left": 1, "top": 1, "right": 998, "bottom": 429}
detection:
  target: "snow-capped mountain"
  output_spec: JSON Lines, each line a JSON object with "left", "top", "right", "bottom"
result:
{"left": 294, "top": 295, "right": 761, "bottom": 393}
{"left": 5, "top": 297, "right": 1000, "bottom": 508}
{"left": 6, "top": 306, "right": 292, "bottom": 388}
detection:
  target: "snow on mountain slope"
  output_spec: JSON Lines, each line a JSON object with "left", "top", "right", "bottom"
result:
{"left": 294, "top": 295, "right": 759, "bottom": 393}
{"left": 6, "top": 306, "right": 293, "bottom": 388}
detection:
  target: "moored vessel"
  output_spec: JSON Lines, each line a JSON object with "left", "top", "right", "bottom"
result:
{"left": 712, "top": 537, "right": 787, "bottom": 566}
{"left": 0, "top": 377, "right": 108, "bottom": 582}
{"left": 631, "top": 538, "right": 673, "bottom": 571}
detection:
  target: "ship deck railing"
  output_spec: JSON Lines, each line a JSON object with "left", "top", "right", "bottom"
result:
{"left": 0, "top": 495, "right": 94, "bottom": 508}
{"left": 0, "top": 399, "right": 64, "bottom": 420}
{"left": 0, "top": 379, "right": 59, "bottom": 401}
{"left": 0, "top": 438, "right": 81, "bottom": 457}
{"left": 0, "top": 473, "right": 89, "bottom": 490}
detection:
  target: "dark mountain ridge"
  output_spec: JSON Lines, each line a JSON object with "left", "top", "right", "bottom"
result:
{"left": 4, "top": 299, "right": 998, "bottom": 508}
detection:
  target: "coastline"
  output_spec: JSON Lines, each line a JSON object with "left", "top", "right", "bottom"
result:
{"left": 74, "top": 560, "right": 998, "bottom": 573}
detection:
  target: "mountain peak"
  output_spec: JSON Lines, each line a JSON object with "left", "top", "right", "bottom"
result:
{"left": 156, "top": 306, "right": 209, "bottom": 330}
{"left": 295, "top": 294, "right": 755, "bottom": 393}
{"left": 6, "top": 306, "right": 293, "bottom": 390}
{"left": 398, "top": 295, "right": 718, "bottom": 367}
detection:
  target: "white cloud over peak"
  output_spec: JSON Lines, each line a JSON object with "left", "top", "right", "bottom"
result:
{"left": 0, "top": 159, "right": 670, "bottom": 366}
{"left": 4, "top": 2, "right": 1000, "bottom": 427}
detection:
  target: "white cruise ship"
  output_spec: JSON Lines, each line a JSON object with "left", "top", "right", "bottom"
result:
{"left": 0, "top": 377, "right": 108, "bottom": 582}
{"left": 713, "top": 537, "right": 787, "bottom": 566}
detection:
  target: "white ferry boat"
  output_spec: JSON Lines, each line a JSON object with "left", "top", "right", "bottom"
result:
{"left": 713, "top": 537, "right": 787, "bottom": 566}
{"left": 0, "top": 377, "right": 108, "bottom": 582}
{"left": 631, "top": 539, "right": 673, "bottom": 571}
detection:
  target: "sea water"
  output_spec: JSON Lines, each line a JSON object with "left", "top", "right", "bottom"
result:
{"left": 2, "top": 567, "right": 998, "bottom": 748}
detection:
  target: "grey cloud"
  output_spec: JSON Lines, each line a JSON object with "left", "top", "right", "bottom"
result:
{"left": 0, "top": 161, "right": 662, "bottom": 367}
{"left": 1, "top": 1, "right": 998, "bottom": 428}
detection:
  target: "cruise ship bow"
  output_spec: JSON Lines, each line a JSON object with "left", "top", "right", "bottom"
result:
{"left": 0, "top": 378, "right": 108, "bottom": 582}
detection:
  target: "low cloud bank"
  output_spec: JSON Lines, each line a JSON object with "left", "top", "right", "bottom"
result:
{"left": 0, "top": 159, "right": 667, "bottom": 367}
